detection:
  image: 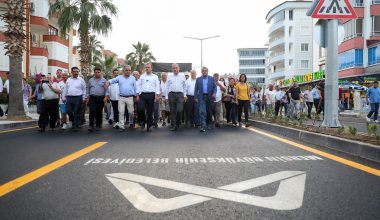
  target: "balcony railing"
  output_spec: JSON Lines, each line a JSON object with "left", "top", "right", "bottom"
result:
{"left": 351, "top": 0, "right": 364, "bottom": 7}
{"left": 373, "top": 0, "right": 380, "bottom": 4}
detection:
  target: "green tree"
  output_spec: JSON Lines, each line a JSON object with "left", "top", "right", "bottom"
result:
{"left": 0, "top": 0, "right": 27, "bottom": 118}
{"left": 49, "top": 0, "right": 118, "bottom": 79}
{"left": 77, "top": 35, "right": 104, "bottom": 66}
{"left": 93, "top": 54, "right": 117, "bottom": 79}
{"left": 125, "top": 42, "right": 156, "bottom": 73}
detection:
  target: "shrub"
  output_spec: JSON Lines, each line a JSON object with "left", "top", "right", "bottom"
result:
{"left": 348, "top": 126, "right": 357, "bottom": 136}
{"left": 367, "top": 124, "right": 378, "bottom": 137}
{"left": 337, "top": 126, "right": 345, "bottom": 135}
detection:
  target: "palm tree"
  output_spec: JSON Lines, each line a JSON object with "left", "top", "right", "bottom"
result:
{"left": 77, "top": 35, "right": 104, "bottom": 66}
{"left": 0, "top": 0, "right": 27, "bottom": 118}
{"left": 49, "top": 0, "right": 118, "bottom": 80}
{"left": 93, "top": 54, "right": 117, "bottom": 79}
{"left": 126, "top": 42, "right": 156, "bottom": 73}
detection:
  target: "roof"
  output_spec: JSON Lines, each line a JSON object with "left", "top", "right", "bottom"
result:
{"left": 265, "top": 0, "right": 312, "bottom": 22}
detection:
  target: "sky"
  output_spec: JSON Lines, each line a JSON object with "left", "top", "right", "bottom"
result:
{"left": 96, "top": 0, "right": 286, "bottom": 74}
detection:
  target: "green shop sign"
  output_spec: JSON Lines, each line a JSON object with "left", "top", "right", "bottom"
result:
{"left": 278, "top": 70, "right": 325, "bottom": 87}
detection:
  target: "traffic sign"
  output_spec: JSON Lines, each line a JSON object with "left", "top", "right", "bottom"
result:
{"left": 310, "top": 0, "right": 357, "bottom": 19}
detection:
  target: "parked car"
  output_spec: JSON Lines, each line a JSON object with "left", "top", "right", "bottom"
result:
{"left": 339, "top": 82, "right": 367, "bottom": 91}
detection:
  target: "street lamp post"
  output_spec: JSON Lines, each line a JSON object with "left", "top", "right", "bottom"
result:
{"left": 184, "top": 35, "right": 220, "bottom": 68}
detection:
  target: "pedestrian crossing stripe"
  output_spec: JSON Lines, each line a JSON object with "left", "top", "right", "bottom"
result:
{"left": 311, "top": 0, "right": 357, "bottom": 19}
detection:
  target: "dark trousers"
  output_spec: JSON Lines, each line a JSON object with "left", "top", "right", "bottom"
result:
{"left": 225, "top": 102, "right": 237, "bottom": 124}
{"left": 169, "top": 92, "right": 184, "bottom": 127}
{"left": 275, "top": 100, "right": 281, "bottom": 116}
{"left": 314, "top": 99, "right": 324, "bottom": 114}
{"left": 306, "top": 102, "right": 313, "bottom": 117}
{"left": 38, "top": 99, "right": 59, "bottom": 129}
{"left": 140, "top": 92, "right": 155, "bottom": 128}
{"left": 186, "top": 95, "right": 199, "bottom": 125}
{"left": 66, "top": 96, "right": 82, "bottom": 128}
{"left": 154, "top": 101, "right": 159, "bottom": 124}
{"left": 238, "top": 100, "right": 250, "bottom": 123}
{"left": 89, "top": 95, "right": 105, "bottom": 127}
{"left": 5, "top": 94, "right": 9, "bottom": 115}
{"left": 111, "top": 100, "right": 119, "bottom": 123}
{"left": 368, "top": 103, "right": 379, "bottom": 121}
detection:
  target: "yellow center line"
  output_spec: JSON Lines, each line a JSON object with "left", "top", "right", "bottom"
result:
{"left": 246, "top": 127, "right": 380, "bottom": 177}
{"left": 0, "top": 126, "right": 38, "bottom": 134}
{"left": 0, "top": 141, "right": 107, "bottom": 197}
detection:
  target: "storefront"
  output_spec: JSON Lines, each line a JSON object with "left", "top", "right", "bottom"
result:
{"left": 276, "top": 70, "right": 325, "bottom": 88}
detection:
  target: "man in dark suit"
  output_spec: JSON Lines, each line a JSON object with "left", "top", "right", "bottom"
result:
{"left": 194, "top": 67, "right": 217, "bottom": 132}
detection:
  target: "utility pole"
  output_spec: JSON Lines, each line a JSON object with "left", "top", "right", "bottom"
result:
{"left": 184, "top": 35, "right": 220, "bottom": 68}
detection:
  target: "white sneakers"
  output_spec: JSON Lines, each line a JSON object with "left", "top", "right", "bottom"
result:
{"left": 366, "top": 117, "right": 372, "bottom": 123}
{"left": 62, "top": 123, "right": 68, "bottom": 130}
{"left": 375, "top": 120, "right": 380, "bottom": 123}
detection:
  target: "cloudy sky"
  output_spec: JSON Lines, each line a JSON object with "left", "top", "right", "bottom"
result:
{"left": 97, "top": 0, "right": 286, "bottom": 73}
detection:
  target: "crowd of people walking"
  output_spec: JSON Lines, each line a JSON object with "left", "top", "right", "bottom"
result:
{"left": 1, "top": 63, "right": 379, "bottom": 132}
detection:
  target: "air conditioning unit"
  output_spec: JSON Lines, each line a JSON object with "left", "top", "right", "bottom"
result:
{"left": 30, "top": 2, "right": 35, "bottom": 13}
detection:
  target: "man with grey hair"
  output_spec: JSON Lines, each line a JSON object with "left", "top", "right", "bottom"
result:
{"left": 107, "top": 65, "right": 137, "bottom": 131}
{"left": 159, "top": 72, "right": 170, "bottom": 126}
{"left": 186, "top": 70, "right": 199, "bottom": 127}
{"left": 166, "top": 63, "right": 187, "bottom": 131}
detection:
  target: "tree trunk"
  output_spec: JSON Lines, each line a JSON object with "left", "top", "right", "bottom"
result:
{"left": 79, "top": 32, "right": 90, "bottom": 82}
{"left": 7, "top": 56, "right": 25, "bottom": 119}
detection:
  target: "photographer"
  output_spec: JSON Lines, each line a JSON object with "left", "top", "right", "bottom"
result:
{"left": 38, "top": 74, "right": 61, "bottom": 132}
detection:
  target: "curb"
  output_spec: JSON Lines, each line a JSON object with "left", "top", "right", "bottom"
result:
{"left": 0, "top": 120, "right": 38, "bottom": 130}
{"left": 249, "top": 120, "right": 380, "bottom": 163}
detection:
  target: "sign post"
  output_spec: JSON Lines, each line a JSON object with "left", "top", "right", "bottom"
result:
{"left": 307, "top": 0, "right": 357, "bottom": 127}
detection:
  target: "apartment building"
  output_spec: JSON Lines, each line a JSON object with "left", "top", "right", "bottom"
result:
{"left": 0, "top": 0, "right": 76, "bottom": 77}
{"left": 265, "top": 0, "right": 315, "bottom": 85}
{"left": 237, "top": 48, "right": 267, "bottom": 84}
{"left": 337, "top": 0, "right": 380, "bottom": 81}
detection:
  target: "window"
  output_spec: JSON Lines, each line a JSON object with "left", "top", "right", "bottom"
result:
{"left": 373, "top": 16, "right": 380, "bottom": 36}
{"left": 239, "top": 50, "right": 266, "bottom": 57}
{"left": 368, "top": 46, "right": 380, "bottom": 65}
{"left": 239, "top": 59, "right": 266, "bottom": 66}
{"left": 343, "top": 19, "right": 363, "bottom": 40}
{"left": 301, "top": 43, "right": 309, "bottom": 52}
{"left": 338, "top": 49, "right": 363, "bottom": 70}
{"left": 239, "top": 68, "right": 265, "bottom": 75}
{"left": 352, "top": 0, "right": 364, "bottom": 7}
{"left": 271, "top": 11, "right": 285, "bottom": 25}
{"left": 301, "top": 60, "right": 309, "bottom": 69}
{"left": 289, "top": 10, "right": 293, "bottom": 21}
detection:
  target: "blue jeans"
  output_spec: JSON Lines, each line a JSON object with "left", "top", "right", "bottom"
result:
{"left": 199, "top": 95, "right": 212, "bottom": 128}
{"left": 368, "top": 103, "right": 379, "bottom": 121}
{"left": 66, "top": 96, "right": 82, "bottom": 128}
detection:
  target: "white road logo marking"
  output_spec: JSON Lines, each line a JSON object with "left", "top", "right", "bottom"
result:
{"left": 105, "top": 171, "right": 306, "bottom": 213}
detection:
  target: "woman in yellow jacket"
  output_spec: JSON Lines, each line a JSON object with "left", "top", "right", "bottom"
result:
{"left": 235, "top": 74, "right": 251, "bottom": 127}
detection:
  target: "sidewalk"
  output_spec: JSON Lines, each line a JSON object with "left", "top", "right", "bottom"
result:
{"left": 0, "top": 104, "right": 38, "bottom": 130}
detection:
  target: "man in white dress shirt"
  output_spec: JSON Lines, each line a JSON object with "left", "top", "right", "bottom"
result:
{"left": 0, "top": 75, "right": 3, "bottom": 117}
{"left": 185, "top": 70, "right": 198, "bottom": 127}
{"left": 166, "top": 63, "right": 187, "bottom": 131}
{"left": 159, "top": 72, "right": 170, "bottom": 127}
{"left": 62, "top": 67, "right": 87, "bottom": 131}
{"left": 136, "top": 63, "right": 160, "bottom": 132}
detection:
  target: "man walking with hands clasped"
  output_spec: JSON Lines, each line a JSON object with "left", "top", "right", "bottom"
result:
{"left": 166, "top": 63, "right": 187, "bottom": 131}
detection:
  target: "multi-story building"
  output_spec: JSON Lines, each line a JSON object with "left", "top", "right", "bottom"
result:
{"left": 265, "top": 0, "right": 315, "bottom": 85}
{"left": 337, "top": 0, "right": 380, "bottom": 81}
{"left": 237, "top": 48, "right": 267, "bottom": 84}
{"left": 0, "top": 0, "right": 76, "bottom": 78}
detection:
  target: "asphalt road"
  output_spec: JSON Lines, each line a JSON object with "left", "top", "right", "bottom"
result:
{"left": 0, "top": 124, "right": 380, "bottom": 220}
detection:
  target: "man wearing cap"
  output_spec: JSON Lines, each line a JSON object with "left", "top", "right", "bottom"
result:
{"left": 366, "top": 81, "right": 380, "bottom": 123}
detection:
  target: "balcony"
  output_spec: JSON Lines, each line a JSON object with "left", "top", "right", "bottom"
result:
{"left": 371, "top": 1, "right": 380, "bottom": 15}
{"left": 268, "top": 37, "right": 285, "bottom": 50}
{"left": 31, "top": 46, "right": 48, "bottom": 57}
{"left": 269, "top": 52, "right": 285, "bottom": 65}
{"left": 43, "top": 35, "right": 69, "bottom": 47}
{"left": 268, "top": 69, "right": 285, "bottom": 81}
{"left": 268, "top": 20, "right": 285, "bottom": 36}
{"left": 30, "top": 0, "right": 49, "bottom": 33}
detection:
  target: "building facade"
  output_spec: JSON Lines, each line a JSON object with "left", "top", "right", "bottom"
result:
{"left": 237, "top": 48, "right": 267, "bottom": 84}
{"left": 337, "top": 0, "right": 380, "bottom": 81}
{"left": 0, "top": 0, "right": 76, "bottom": 77}
{"left": 265, "top": 0, "right": 315, "bottom": 85}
